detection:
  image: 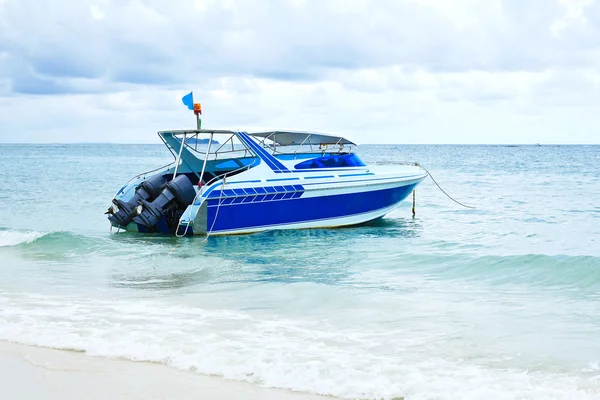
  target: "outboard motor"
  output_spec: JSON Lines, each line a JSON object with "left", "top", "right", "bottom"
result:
{"left": 133, "top": 174, "right": 196, "bottom": 229}
{"left": 107, "top": 173, "right": 166, "bottom": 227}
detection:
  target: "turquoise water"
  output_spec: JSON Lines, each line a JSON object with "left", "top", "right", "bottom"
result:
{"left": 1, "top": 143, "right": 599, "bottom": 399}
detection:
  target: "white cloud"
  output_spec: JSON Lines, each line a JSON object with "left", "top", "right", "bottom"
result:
{"left": 90, "top": 4, "right": 106, "bottom": 20}
{"left": 0, "top": 0, "right": 599, "bottom": 144}
{"left": 552, "top": 0, "right": 595, "bottom": 36}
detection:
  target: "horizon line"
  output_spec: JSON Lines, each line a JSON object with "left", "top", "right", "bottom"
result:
{"left": 0, "top": 142, "right": 598, "bottom": 146}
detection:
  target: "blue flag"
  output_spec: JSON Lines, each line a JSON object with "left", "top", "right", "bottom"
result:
{"left": 182, "top": 92, "right": 194, "bottom": 110}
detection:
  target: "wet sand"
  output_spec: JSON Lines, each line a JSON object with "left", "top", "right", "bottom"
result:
{"left": 0, "top": 341, "right": 329, "bottom": 400}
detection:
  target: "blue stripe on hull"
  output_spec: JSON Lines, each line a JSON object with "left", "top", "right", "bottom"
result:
{"left": 237, "top": 131, "right": 290, "bottom": 173}
{"left": 205, "top": 183, "right": 417, "bottom": 233}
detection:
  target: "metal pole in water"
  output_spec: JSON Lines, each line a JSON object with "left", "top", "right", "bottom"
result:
{"left": 412, "top": 190, "right": 416, "bottom": 218}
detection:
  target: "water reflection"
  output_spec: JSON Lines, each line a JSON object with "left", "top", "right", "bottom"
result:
{"left": 106, "top": 216, "right": 421, "bottom": 291}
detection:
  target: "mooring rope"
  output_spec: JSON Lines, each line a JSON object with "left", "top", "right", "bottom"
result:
{"left": 417, "top": 164, "right": 475, "bottom": 209}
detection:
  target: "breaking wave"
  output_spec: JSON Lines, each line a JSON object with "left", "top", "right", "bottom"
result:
{"left": 0, "top": 228, "right": 47, "bottom": 247}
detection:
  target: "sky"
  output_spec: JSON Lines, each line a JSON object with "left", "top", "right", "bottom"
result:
{"left": 1, "top": 0, "right": 599, "bottom": 144}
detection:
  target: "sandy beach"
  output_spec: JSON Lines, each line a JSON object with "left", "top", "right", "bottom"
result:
{"left": 0, "top": 341, "right": 329, "bottom": 400}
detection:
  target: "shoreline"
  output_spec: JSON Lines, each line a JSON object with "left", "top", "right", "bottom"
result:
{"left": 0, "top": 340, "right": 331, "bottom": 400}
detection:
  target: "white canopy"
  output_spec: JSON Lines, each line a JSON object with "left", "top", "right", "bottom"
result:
{"left": 249, "top": 131, "right": 356, "bottom": 146}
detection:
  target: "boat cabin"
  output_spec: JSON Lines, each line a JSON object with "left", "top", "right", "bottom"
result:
{"left": 156, "top": 129, "right": 364, "bottom": 188}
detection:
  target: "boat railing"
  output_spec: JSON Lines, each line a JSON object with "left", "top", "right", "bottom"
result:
{"left": 211, "top": 134, "right": 252, "bottom": 160}
{"left": 176, "top": 156, "right": 262, "bottom": 236}
{"left": 112, "top": 161, "right": 175, "bottom": 199}
{"left": 253, "top": 138, "right": 353, "bottom": 156}
{"left": 171, "top": 131, "right": 253, "bottom": 161}
{"left": 268, "top": 146, "right": 354, "bottom": 160}
{"left": 191, "top": 156, "right": 262, "bottom": 204}
{"left": 371, "top": 161, "right": 421, "bottom": 166}
{"left": 112, "top": 134, "right": 249, "bottom": 200}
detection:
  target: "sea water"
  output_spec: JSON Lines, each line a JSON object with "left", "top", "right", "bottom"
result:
{"left": 0, "top": 143, "right": 599, "bottom": 399}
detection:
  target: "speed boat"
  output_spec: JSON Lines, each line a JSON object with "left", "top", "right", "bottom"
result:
{"left": 106, "top": 106, "right": 427, "bottom": 235}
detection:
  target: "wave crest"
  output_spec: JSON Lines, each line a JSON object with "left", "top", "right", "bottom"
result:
{"left": 0, "top": 229, "right": 47, "bottom": 247}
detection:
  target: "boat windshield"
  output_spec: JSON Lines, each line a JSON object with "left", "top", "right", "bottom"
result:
{"left": 294, "top": 153, "right": 366, "bottom": 169}
{"left": 179, "top": 131, "right": 253, "bottom": 161}
{"left": 158, "top": 130, "right": 260, "bottom": 186}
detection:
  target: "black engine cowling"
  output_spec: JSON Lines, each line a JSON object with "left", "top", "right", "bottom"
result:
{"left": 132, "top": 174, "right": 196, "bottom": 229}
{"left": 108, "top": 173, "right": 166, "bottom": 227}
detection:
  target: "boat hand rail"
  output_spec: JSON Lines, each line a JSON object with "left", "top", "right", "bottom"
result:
{"left": 212, "top": 134, "right": 250, "bottom": 158}
{"left": 112, "top": 161, "right": 175, "bottom": 199}
{"left": 176, "top": 131, "right": 253, "bottom": 161}
{"left": 213, "top": 147, "right": 252, "bottom": 160}
{"left": 249, "top": 130, "right": 356, "bottom": 146}
{"left": 116, "top": 130, "right": 256, "bottom": 203}
{"left": 370, "top": 161, "right": 421, "bottom": 166}
{"left": 269, "top": 146, "right": 353, "bottom": 158}
{"left": 160, "top": 129, "right": 238, "bottom": 135}
{"left": 189, "top": 156, "right": 262, "bottom": 207}
{"left": 204, "top": 157, "right": 261, "bottom": 192}
{"left": 175, "top": 156, "right": 262, "bottom": 237}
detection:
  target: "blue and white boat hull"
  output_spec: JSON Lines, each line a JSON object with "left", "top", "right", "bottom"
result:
{"left": 180, "top": 166, "right": 426, "bottom": 235}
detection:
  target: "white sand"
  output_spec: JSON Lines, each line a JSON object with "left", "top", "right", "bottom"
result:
{"left": 0, "top": 341, "right": 331, "bottom": 400}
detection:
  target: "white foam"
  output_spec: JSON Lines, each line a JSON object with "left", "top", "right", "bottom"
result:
{"left": 0, "top": 230, "right": 45, "bottom": 247}
{"left": 0, "top": 291, "right": 598, "bottom": 400}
